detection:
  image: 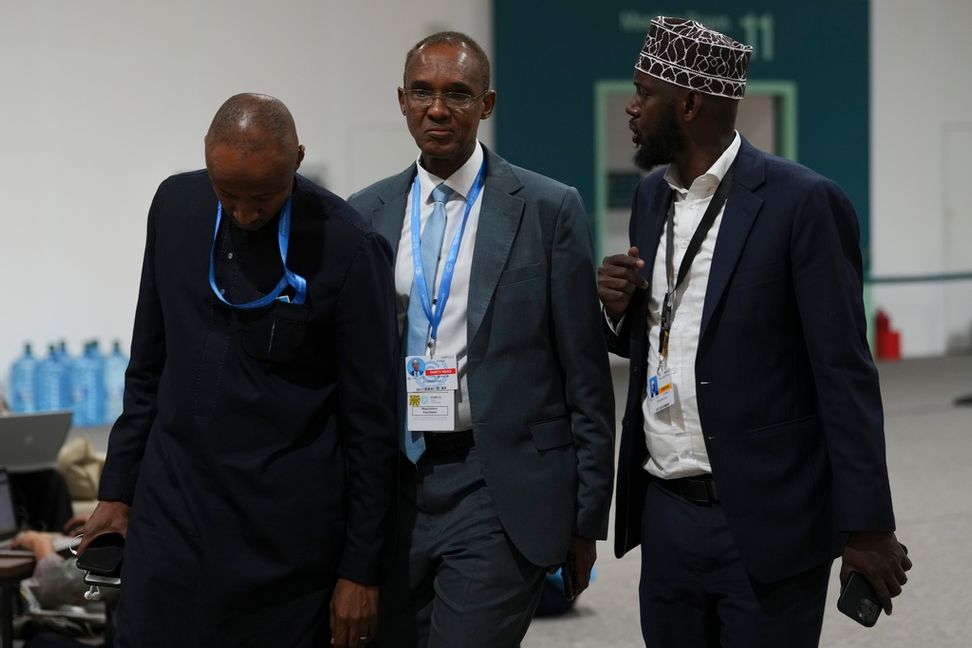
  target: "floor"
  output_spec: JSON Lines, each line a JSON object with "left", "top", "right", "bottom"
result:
{"left": 523, "top": 355, "right": 972, "bottom": 647}
{"left": 60, "top": 355, "right": 972, "bottom": 647}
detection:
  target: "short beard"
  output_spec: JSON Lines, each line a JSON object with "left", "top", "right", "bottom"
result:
{"left": 633, "top": 101, "right": 681, "bottom": 171}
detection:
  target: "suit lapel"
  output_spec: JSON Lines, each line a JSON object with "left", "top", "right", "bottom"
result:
{"left": 467, "top": 150, "right": 525, "bottom": 346}
{"left": 636, "top": 178, "right": 671, "bottom": 285}
{"left": 699, "top": 141, "right": 766, "bottom": 340}
{"left": 627, "top": 176, "right": 671, "bottom": 357}
{"left": 364, "top": 165, "right": 415, "bottom": 265}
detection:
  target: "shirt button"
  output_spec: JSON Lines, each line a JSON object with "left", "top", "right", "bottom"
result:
{"left": 227, "top": 252, "right": 234, "bottom": 260}
{"left": 219, "top": 288, "right": 226, "bottom": 295}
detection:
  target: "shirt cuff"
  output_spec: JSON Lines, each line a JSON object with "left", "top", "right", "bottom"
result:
{"left": 604, "top": 309, "right": 625, "bottom": 334}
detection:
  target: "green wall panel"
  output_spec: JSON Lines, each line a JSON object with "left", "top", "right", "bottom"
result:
{"left": 493, "top": 0, "right": 870, "bottom": 268}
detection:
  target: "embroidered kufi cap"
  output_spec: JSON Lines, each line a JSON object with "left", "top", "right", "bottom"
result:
{"left": 635, "top": 16, "right": 753, "bottom": 100}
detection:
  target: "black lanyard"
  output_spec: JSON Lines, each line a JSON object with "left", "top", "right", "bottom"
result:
{"left": 658, "top": 159, "right": 737, "bottom": 363}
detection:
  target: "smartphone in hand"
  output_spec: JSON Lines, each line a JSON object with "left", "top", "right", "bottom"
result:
{"left": 837, "top": 572, "right": 881, "bottom": 627}
{"left": 76, "top": 532, "right": 125, "bottom": 587}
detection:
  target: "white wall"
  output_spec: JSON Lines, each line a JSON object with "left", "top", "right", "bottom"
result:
{"left": 871, "top": 0, "right": 972, "bottom": 356}
{"left": 0, "top": 0, "right": 493, "bottom": 382}
{"left": 1, "top": 0, "right": 970, "bottom": 386}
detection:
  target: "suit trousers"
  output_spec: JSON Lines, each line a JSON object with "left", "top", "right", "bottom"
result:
{"left": 378, "top": 446, "right": 546, "bottom": 648}
{"left": 639, "top": 480, "right": 831, "bottom": 648}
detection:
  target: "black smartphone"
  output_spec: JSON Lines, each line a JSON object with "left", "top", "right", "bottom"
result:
{"left": 560, "top": 553, "right": 576, "bottom": 601}
{"left": 837, "top": 572, "right": 882, "bottom": 627}
{"left": 75, "top": 532, "right": 125, "bottom": 583}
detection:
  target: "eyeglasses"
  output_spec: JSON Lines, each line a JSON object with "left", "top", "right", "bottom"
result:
{"left": 402, "top": 88, "right": 489, "bottom": 110}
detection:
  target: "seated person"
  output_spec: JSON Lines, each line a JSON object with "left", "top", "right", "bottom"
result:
{"left": 9, "top": 517, "right": 115, "bottom": 647}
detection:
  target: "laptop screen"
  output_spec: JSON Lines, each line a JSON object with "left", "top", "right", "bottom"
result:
{"left": 0, "top": 468, "right": 19, "bottom": 540}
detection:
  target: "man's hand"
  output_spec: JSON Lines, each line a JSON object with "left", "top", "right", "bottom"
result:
{"left": 77, "top": 500, "right": 130, "bottom": 555}
{"left": 63, "top": 515, "right": 88, "bottom": 536}
{"left": 840, "top": 531, "right": 912, "bottom": 615}
{"left": 597, "top": 247, "right": 649, "bottom": 322}
{"left": 560, "top": 535, "right": 597, "bottom": 598}
{"left": 329, "top": 578, "right": 378, "bottom": 648}
{"left": 11, "top": 530, "right": 56, "bottom": 560}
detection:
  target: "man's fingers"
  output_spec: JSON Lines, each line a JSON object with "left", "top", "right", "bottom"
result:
{"left": 599, "top": 274, "right": 639, "bottom": 293}
{"left": 330, "top": 618, "right": 349, "bottom": 648}
{"left": 329, "top": 604, "right": 342, "bottom": 647}
{"left": 838, "top": 564, "right": 852, "bottom": 589}
{"left": 894, "top": 563, "right": 908, "bottom": 587}
{"left": 575, "top": 566, "right": 591, "bottom": 593}
{"left": 603, "top": 253, "right": 641, "bottom": 268}
{"left": 333, "top": 613, "right": 370, "bottom": 648}
{"left": 599, "top": 268, "right": 647, "bottom": 293}
{"left": 870, "top": 577, "right": 894, "bottom": 615}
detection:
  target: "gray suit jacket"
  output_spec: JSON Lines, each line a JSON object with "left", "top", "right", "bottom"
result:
{"left": 349, "top": 148, "right": 615, "bottom": 566}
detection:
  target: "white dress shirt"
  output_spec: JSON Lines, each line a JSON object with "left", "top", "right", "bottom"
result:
{"left": 395, "top": 142, "right": 485, "bottom": 431}
{"left": 641, "top": 132, "right": 742, "bottom": 479}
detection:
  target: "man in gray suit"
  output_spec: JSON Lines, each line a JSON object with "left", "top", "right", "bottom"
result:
{"left": 349, "top": 31, "right": 615, "bottom": 647}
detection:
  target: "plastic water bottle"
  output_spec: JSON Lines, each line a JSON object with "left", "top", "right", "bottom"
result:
{"left": 72, "top": 341, "right": 107, "bottom": 426}
{"left": 8, "top": 342, "right": 38, "bottom": 412}
{"left": 35, "top": 344, "right": 70, "bottom": 411}
{"left": 70, "top": 343, "right": 89, "bottom": 425}
{"left": 104, "top": 340, "right": 128, "bottom": 424}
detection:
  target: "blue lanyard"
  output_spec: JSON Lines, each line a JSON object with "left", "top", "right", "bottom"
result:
{"left": 410, "top": 161, "right": 486, "bottom": 348}
{"left": 208, "top": 198, "right": 307, "bottom": 309}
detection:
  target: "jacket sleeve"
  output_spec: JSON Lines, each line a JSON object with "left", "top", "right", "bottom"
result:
{"left": 98, "top": 185, "right": 167, "bottom": 504}
{"left": 334, "top": 231, "right": 399, "bottom": 584}
{"left": 790, "top": 178, "right": 895, "bottom": 532}
{"left": 550, "top": 187, "right": 616, "bottom": 540}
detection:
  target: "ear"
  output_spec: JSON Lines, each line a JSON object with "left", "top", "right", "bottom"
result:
{"left": 480, "top": 90, "right": 497, "bottom": 120}
{"left": 398, "top": 87, "right": 407, "bottom": 116}
{"left": 681, "top": 91, "right": 703, "bottom": 122}
{"left": 295, "top": 144, "right": 305, "bottom": 171}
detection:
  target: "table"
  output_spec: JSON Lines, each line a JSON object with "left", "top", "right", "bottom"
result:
{"left": 0, "top": 555, "right": 35, "bottom": 648}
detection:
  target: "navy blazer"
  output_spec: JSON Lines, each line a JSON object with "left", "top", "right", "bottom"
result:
{"left": 609, "top": 139, "right": 896, "bottom": 583}
{"left": 350, "top": 148, "right": 615, "bottom": 567}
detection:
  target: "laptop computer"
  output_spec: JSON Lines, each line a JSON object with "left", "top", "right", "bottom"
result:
{"left": 0, "top": 465, "right": 32, "bottom": 555}
{"left": 0, "top": 467, "right": 21, "bottom": 544}
{"left": 0, "top": 466, "right": 77, "bottom": 554}
{"left": 0, "top": 411, "right": 73, "bottom": 473}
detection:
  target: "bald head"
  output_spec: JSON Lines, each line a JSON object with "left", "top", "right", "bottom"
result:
{"left": 205, "top": 93, "right": 305, "bottom": 230}
{"left": 205, "top": 93, "right": 298, "bottom": 155}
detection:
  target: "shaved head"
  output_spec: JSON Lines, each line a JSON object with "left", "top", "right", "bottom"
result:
{"left": 205, "top": 93, "right": 298, "bottom": 155}
{"left": 204, "top": 93, "right": 305, "bottom": 230}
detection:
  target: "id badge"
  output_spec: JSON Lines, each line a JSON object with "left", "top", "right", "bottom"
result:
{"left": 647, "top": 367, "right": 674, "bottom": 415}
{"left": 405, "top": 355, "right": 458, "bottom": 431}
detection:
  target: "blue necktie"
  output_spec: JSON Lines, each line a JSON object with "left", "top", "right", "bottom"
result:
{"left": 404, "top": 184, "right": 452, "bottom": 462}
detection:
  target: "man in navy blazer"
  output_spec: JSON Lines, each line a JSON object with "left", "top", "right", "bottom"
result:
{"left": 80, "top": 94, "right": 398, "bottom": 647}
{"left": 349, "top": 32, "right": 614, "bottom": 647}
{"left": 598, "top": 17, "right": 911, "bottom": 647}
